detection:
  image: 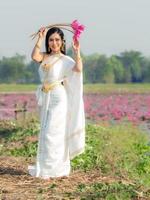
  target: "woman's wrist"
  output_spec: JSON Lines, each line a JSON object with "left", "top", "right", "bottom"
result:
{"left": 35, "top": 43, "right": 41, "bottom": 50}
{"left": 35, "top": 37, "right": 43, "bottom": 50}
{"left": 38, "top": 35, "right": 44, "bottom": 40}
{"left": 37, "top": 35, "right": 44, "bottom": 43}
{"left": 74, "top": 51, "right": 82, "bottom": 61}
{"left": 75, "top": 56, "right": 82, "bottom": 61}
{"left": 74, "top": 49, "right": 80, "bottom": 56}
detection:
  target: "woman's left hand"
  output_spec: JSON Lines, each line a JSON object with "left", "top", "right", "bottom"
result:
{"left": 72, "top": 39, "right": 80, "bottom": 53}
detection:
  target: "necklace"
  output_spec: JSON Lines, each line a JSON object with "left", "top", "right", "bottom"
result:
{"left": 41, "top": 54, "right": 63, "bottom": 72}
{"left": 50, "top": 52, "right": 62, "bottom": 57}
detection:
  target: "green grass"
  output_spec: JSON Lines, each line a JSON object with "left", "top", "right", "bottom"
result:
{"left": 72, "top": 123, "right": 150, "bottom": 187}
{"left": 0, "top": 84, "right": 37, "bottom": 92}
{"left": 0, "top": 118, "right": 150, "bottom": 198}
{"left": 73, "top": 182, "right": 139, "bottom": 199}
{"left": 84, "top": 83, "right": 150, "bottom": 94}
{"left": 1, "top": 83, "right": 150, "bottom": 94}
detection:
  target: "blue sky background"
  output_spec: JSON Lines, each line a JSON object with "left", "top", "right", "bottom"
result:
{"left": 0, "top": 0, "right": 150, "bottom": 61}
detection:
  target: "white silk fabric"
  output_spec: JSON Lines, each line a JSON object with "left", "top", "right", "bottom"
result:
{"left": 28, "top": 54, "right": 85, "bottom": 179}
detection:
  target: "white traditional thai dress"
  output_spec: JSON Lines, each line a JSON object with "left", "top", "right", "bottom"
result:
{"left": 28, "top": 54, "right": 85, "bottom": 179}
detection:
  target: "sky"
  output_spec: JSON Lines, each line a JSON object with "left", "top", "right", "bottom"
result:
{"left": 0, "top": 0, "right": 150, "bottom": 61}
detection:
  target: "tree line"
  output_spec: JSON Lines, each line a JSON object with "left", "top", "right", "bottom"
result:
{"left": 0, "top": 50, "right": 150, "bottom": 84}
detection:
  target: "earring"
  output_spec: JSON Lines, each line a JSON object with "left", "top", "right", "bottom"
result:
{"left": 61, "top": 41, "right": 65, "bottom": 52}
{"left": 48, "top": 47, "right": 51, "bottom": 52}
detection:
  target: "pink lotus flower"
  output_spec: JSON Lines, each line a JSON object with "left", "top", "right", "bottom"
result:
{"left": 71, "top": 20, "right": 85, "bottom": 41}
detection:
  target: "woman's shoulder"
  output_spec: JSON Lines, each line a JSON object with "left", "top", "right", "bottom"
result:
{"left": 63, "top": 55, "right": 75, "bottom": 63}
{"left": 42, "top": 52, "right": 50, "bottom": 60}
{"left": 38, "top": 52, "right": 50, "bottom": 64}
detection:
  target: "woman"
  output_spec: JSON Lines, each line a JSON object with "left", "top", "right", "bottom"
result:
{"left": 28, "top": 26, "right": 85, "bottom": 179}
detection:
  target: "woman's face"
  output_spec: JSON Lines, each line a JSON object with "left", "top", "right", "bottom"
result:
{"left": 48, "top": 32, "right": 63, "bottom": 53}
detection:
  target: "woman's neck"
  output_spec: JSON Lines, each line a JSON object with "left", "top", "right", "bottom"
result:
{"left": 50, "top": 51, "right": 62, "bottom": 56}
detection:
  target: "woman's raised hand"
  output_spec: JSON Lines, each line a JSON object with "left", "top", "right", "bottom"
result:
{"left": 72, "top": 38, "right": 80, "bottom": 54}
{"left": 38, "top": 27, "right": 47, "bottom": 39}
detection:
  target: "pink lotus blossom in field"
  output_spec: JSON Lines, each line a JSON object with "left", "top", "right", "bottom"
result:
{"left": 84, "top": 93, "right": 150, "bottom": 123}
{"left": 1, "top": 93, "right": 150, "bottom": 125}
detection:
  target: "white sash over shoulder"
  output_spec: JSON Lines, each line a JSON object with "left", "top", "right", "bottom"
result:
{"left": 64, "top": 70, "right": 85, "bottom": 160}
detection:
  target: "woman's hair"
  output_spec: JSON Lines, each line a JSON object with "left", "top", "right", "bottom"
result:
{"left": 45, "top": 27, "right": 66, "bottom": 55}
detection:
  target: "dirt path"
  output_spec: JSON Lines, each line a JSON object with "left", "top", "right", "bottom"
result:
{"left": 0, "top": 156, "right": 118, "bottom": 200}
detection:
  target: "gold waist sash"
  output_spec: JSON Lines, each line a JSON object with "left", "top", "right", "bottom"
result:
{"left": 41, "top": 80, "right": 62, "bottom": 93}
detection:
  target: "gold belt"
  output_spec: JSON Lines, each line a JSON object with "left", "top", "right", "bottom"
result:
{"left": 41, "top": 81, "right": 62, "bottom": 93}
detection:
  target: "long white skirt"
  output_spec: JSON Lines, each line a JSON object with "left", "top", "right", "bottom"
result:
{"left": 28, "top": 84, "right": 71, "bottom": 179}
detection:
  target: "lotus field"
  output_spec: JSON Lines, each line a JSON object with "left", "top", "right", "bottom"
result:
{"left": 1, "top": 92, "right": 150, "bottom": 124}
{"left": 0, "top": 84, "right": 150, "bottom": 199}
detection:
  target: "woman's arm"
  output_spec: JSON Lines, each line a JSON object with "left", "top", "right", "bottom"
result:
{"left": 31, "top": 27, "right": 47, "bottom": 63}
{"left": 72, "top": 39, "right": 83, "bottom": 73}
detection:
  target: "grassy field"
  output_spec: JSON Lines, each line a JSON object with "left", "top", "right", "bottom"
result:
{"left": 0, "top": 83, "right": 150, "bottom": 94}
{"left": 0, "top": 117, "right": 150, "bottom": 199}
{"left": 84, "top": 83, "right": 150, "bottom": 94}
{"left": 0, "top": 83, "right": 150, "bottom": 199}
